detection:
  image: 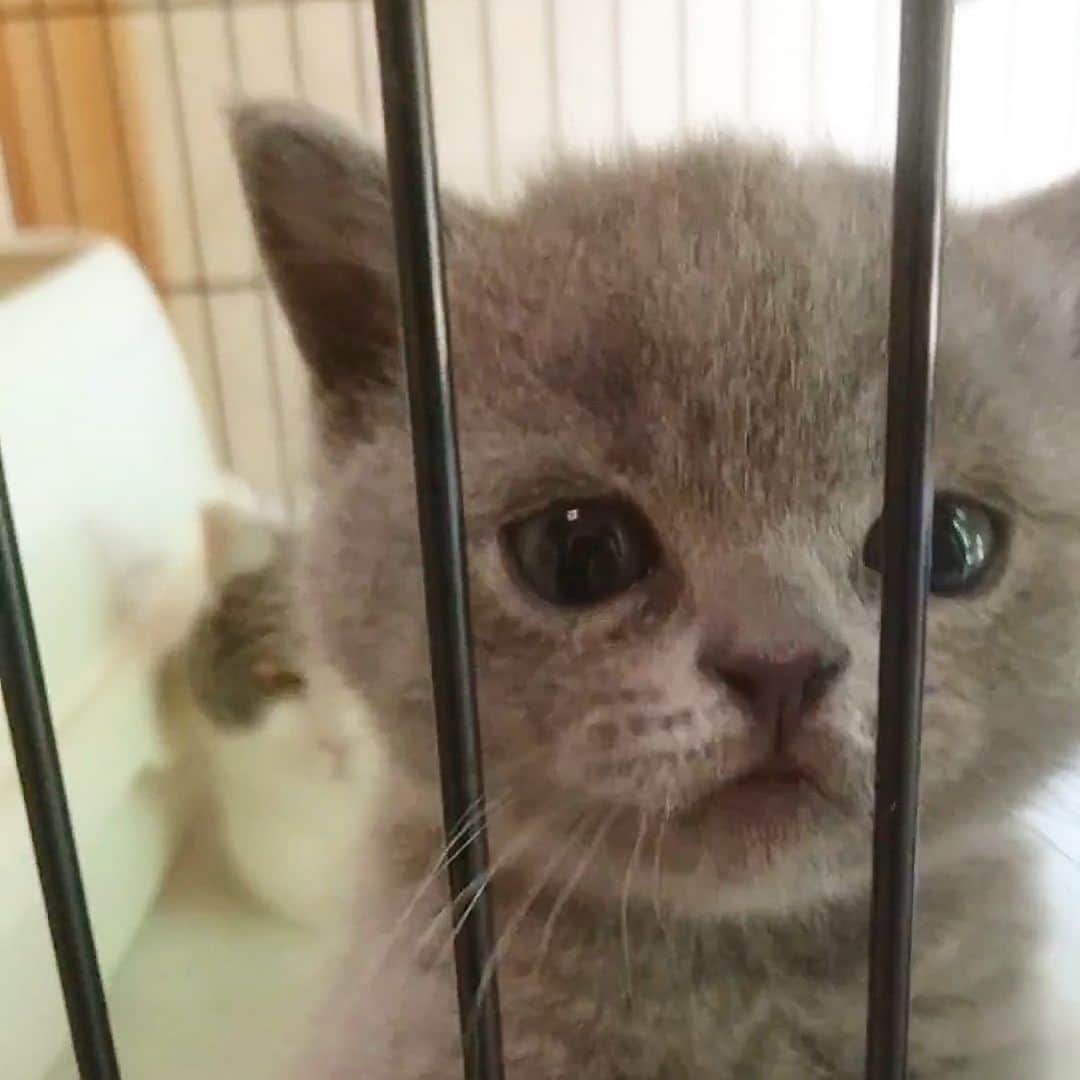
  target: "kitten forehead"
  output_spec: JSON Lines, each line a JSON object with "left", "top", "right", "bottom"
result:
{"left": 445, "top": 142, "right": 896, "bottom": 523}
{"left": 438, "top": 142, "right": 1080, "bottom": 524}
{"left": 230, "top": 103, "right": 1080, "bottom": 522}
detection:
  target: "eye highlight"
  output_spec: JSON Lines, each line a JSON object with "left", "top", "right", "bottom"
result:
{"left": 502, "top": 497, "right": 659, "bottom": 609}
{"left": 862, "top": 493, "right": 1005, "bottom": 598}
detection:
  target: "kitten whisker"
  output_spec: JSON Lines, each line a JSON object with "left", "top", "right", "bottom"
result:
{"left": 366, "top": 747, "right": 564, "bottom": 979}
{"left": 429, "top": 801, "right": 580, "bottom": 961}
{"left": 461, "top": 808, "right": 599, "bottom": 1044}
{"left": 651, "top": 798, "right": 673, "bottom": 931}
{"left": 407, "top": 744, "right": 551, "bottom": 888}
{"left": 433, "top": 792, "right": 510, "bottom": 881}
{"left": 361, "top": 793, "right": 514, "bottom": 982}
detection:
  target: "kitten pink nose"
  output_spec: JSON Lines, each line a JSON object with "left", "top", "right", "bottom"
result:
{"left": 698, "top": 648, "right": 846, "bottom": 730}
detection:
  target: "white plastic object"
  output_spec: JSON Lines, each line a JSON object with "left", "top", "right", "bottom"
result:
{"left": 0, "top": 232, "right": 218, "bottom": 1079}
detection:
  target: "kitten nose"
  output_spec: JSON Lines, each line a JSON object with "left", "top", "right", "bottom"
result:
{"left": 698, "top": 648, "right": 846, "bottom": 730}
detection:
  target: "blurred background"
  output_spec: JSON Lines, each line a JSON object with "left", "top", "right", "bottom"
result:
{"left": 2, "top": 1, "right": 1080, "bottom": 1077}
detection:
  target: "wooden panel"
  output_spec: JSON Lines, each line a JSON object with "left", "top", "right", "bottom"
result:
{"left": 0, "top": 18, "right": 74, "bottom": 225}
{"left": 0, "top": 8, "right": 161, "bottom": 281}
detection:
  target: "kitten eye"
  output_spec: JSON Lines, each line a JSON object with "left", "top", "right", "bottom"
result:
{"left": 502, "top": 497, "right": 659, "bottom": 608}
{"left": 861, "top": 494, "right": 1003, "bottom": 597}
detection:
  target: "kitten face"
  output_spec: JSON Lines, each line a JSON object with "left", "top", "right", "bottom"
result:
{"left": 232, "top": 103, "right": 1080, "bottom": 918}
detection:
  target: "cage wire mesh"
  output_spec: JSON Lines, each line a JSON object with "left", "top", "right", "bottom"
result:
{"left": 2, "top": 0, "right": 1080, "bottom": 1078}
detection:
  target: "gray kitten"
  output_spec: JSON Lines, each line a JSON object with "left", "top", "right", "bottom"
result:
{"left": 230, "top": 101, "right": 1080, "bottom": 1077}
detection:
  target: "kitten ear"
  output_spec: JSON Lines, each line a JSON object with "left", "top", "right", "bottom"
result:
{"left": 229, "top": 101, "right": 400, "bottom": 434}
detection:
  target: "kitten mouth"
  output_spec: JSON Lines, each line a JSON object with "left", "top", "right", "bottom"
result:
{"left": 721, "top": 752, "right": 813, "bottom": 797}
{"left": 674, "top": 756, "right": 820, "bottom": 830}
{"left": 734, "top": 756, "right": 805, "bottom": 785}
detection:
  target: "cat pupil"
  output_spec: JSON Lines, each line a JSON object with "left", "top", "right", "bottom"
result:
{"left": 561, "top": 524, "right": 623, "bottom": 600}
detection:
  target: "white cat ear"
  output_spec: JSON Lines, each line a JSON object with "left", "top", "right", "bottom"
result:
{"left": 229, "top": 100, "right": 402, "bottom": 437}
{"left": 201, "top": 479, "right": 285, "bottom": 587}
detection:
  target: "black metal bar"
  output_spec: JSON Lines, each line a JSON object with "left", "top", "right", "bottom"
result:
{"left": 372, "top": 4, "right": 506, "bottom": 1080}
{"left": 0, "top": 448, "right": 121, "bottom": 1079}
{"left": 865, "top": 2, "right": 953, "bottom": 1078}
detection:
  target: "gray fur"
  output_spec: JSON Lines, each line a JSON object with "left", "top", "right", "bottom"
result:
{"left": 231, "top": 101, "right": 1080, "bottom": 1077}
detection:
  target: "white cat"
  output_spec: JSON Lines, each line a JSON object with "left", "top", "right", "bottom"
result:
{"left": 159, "top": 484, "right": 377, "bottom": 927}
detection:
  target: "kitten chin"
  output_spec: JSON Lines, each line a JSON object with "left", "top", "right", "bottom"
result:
{"left": 230, "top": 100, "right": 1080, "bottom": 1076}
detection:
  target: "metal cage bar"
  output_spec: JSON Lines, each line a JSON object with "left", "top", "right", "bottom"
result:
{"left": 0, "top": 448, "right": 120, "bottom": 1080}
{"left": 865, "top": 1, "right": 953, "bottom": 1078}
{"left": 372, "top": 3, "right": 505, "bottom": 1079}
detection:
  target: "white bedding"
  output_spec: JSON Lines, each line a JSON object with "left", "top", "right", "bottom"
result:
{"left": 1, "top": 233, "right": 217, "bottom": 1078}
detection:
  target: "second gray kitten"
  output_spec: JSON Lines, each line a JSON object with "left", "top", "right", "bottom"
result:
{"left": 231, "top": 102, "right": 1080, "bottom": 1077}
